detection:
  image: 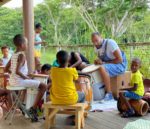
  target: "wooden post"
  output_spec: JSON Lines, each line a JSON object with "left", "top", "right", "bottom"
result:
{"left": 22, "top": 0, "right": 35, "bottom": 73}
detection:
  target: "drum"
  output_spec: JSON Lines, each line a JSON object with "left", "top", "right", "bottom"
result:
{"left": 117, "top": 98, "right": 149, "bottom": 116}
{"left": 75, "top": 73, "right": 92, "bottom": 110}
{"left": 82, "top": 64, "right": 102, "bottom": 84}
{"left": 81, "top": 65, "right": 105, "bottom": 101}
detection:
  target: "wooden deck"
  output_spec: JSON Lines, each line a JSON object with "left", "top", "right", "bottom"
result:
{"left": 0, "top": 110, "right": 150, "bottom": 129}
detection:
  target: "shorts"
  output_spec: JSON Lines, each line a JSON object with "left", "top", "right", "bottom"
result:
{"left": 34, "top": 49, "right": 41, "bottom": 58}
{"left": 13, "top": 79, "right": 41, "bottom": 88}
{"left": 102, "top": 51, "right": 127, "bottom": 77}
{"left": 103, "top": 63, "right": 126, "bottom": 77}
{"left": 124, "top": 91, "right": 142, "bottom": 100}
{"left": 77, "top": 91, "right": 85, "bottom": 103}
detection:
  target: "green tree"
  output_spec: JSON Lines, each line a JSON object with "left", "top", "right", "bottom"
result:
{"left": 0, "top": 7, "right": 22, "bottom": 47}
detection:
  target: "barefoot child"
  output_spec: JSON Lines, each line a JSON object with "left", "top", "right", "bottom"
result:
{"left": 5, "top": 34, "right": 47, "bottom": 122}
{"left": 50, "top": 50, "right": 85, "bottom": 105}
{"left": 119, "top": 58, "right": 144, "bottom": 117}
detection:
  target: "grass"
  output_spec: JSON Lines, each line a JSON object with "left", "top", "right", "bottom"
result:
{"left": 40, "top": 48, "right": 56, "bottom": 65}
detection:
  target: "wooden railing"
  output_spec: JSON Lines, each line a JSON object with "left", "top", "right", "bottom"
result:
{"left": 43, "top": 42, "right": 150, "bottom": 48}
{"left": 41, "top": 42, "right": 150, "bottom": 77}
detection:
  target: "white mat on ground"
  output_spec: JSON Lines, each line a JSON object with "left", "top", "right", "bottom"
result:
{"left": 123, "top": 119, "right": 150, "bottom": 129}
{"left": 90, "top": 100, "right": 117, "bottom": 112}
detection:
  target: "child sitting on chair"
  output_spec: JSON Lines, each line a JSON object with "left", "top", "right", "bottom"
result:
{"left": 119, "top": 58, "right": 144, "bottom": 117}
{"left": 5, "top": 34, "right": 47, "bottom": 122}
{"left": 50, "top": 50, "right": 85, "bottom": 105}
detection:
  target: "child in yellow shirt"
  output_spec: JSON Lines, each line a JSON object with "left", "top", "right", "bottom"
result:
{"left": 50, "top": 50, "right": 85, "bottom": 105}
{"left": 119, "top": 58, "right": 144, "bottom": 117}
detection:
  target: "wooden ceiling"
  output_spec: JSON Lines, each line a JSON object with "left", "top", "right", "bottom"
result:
{"left": 0, "top": 0, "right": 11, "bottom": 6}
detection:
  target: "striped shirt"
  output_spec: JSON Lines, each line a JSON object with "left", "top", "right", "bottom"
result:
{"left": 9, "top": 51, "right": 28, "bottom": 86}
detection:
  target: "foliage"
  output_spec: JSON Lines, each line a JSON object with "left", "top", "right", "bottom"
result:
{"left": 0, "top": 0, "right": 150, "bottom": 77}
{"left": 0, "top": 7, "right": 23, "bottom": 47}
{"left": 0, "top": 0, "right": 149, "bottom": 46}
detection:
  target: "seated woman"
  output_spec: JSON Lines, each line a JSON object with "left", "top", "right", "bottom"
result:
{"left": 91, "top": 32, "right": 127, "bottom": 101}
{"left": 52, "top": 52, "right": 90, "bottom": 71}
{"left": 69, "top": 52, "right": 90, "bottom": 70}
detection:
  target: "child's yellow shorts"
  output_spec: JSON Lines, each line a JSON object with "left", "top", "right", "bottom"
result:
{"left": 34, "top": 49, "right": 41, "bottom": 58}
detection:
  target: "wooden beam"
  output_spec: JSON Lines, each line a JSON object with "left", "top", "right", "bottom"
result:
{"left": 22, "top": 0, "right": 35, "bottom": 73}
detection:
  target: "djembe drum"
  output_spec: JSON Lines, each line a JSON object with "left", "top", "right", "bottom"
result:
{"left": 75, "top": 73, "right": 92, "bottom": 111}
{"left": 117, "top": 98, "right": 149, "bottom": 116}
{"left": 81, "top": 64, "right": 105, "bottom": 101}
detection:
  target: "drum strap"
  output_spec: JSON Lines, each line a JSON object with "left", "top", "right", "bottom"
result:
{"left": 103, "top": 39, "right": 108, "bottom": 58}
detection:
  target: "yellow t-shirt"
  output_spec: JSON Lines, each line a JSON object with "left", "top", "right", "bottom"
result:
{"left": 50, "top": 67, "right": 78, "bottom": 105}
{"left": 131, "top": 70, "right": 144, "bottom": 96}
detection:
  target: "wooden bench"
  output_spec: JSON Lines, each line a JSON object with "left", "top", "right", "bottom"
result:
{"left": 44, "top": 102, "right": 88, "bottom": 129}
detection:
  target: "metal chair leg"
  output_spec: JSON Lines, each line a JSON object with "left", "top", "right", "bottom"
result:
{"left": 9, "top": 99, "right": 20, "bottom": 125}
{"left": 4, "top": 91, "right": 24, "bottom": 124}
{"left": 4, "top": 92, "right": 19, "bottom": 120}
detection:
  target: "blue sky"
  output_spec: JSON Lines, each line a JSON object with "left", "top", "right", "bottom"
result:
{"left": 3, "top": 0, "right": 44, "bottom": 8}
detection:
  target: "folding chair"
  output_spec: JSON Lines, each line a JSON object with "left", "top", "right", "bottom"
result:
{"left": 4, "top": 86, "right": 29, "bottom": 125}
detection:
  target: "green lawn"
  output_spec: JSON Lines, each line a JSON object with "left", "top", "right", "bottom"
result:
{"left": 40, "top": 48, "right": 56, "bottom": 65}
